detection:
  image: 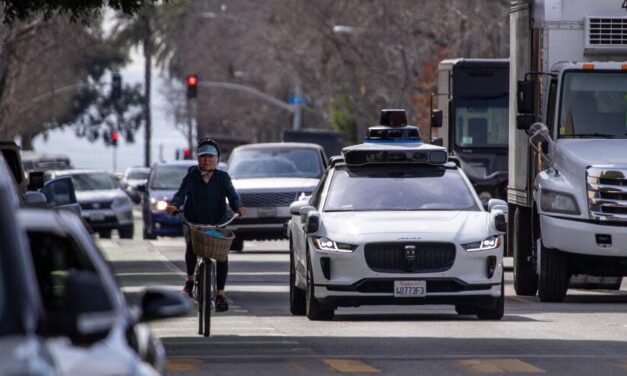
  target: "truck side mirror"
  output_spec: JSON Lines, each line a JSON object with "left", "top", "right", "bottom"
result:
{"left": 517, "top": 79, "right": 535, "bottom": 114}
{"left": 431, "top": 109, "right": 443, "bottom": 128}
{"left": 430, "top": 137, "right": 443, "bottom": 146}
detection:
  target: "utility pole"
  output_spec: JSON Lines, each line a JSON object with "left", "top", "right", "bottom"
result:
{"left": 143, "top": 12, "right": 153, "bottom": 168}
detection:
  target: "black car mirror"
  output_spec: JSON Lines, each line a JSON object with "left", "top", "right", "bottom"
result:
{"left": 135, "top": 184, "right": 146, "bottom": 193}
{"left": 28, "top": 171, "right": 45, "bottom": 191}
{"left": 516, "top": 114, "right": 536, "bottom": 130}
{"left": 140, "top": 288, "right": 192, "bottom": 323}
{"left": 305, "top": 211, "right": 320, "bottom": 234}
{"left": 517, "top": 79, "right": 535, "bottom": 114}
{"left": 431, "top": 109, "right": 443, "bottom": 128}
{"left": 492, "top": 211, "right": 507, "bottom": 233}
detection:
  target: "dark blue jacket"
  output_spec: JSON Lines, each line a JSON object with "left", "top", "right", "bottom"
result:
{"left": 170, "top": 166, "right": 241, "bottom": 225}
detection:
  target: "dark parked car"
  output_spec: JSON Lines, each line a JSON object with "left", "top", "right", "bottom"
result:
{"left": 141, "top": 160, "right": 196, "bottom": 239}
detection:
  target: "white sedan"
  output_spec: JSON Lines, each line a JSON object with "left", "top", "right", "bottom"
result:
{"left": 287, "top": 144, "right": 507, "bottom": 320}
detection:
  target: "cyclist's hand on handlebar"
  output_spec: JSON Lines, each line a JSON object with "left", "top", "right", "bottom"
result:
{"left": 237, "top": 207, "right": 246, "bottom": 218}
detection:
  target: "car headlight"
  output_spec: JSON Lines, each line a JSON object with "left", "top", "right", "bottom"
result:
{"left": 462, "top": 235, "right": 502, "bottom": 252}
{"left": 151, "top": 199, "right": 168, "bottom": 211}
{"left": 312, "top": 237, "right": 356, "bottom": 252}
{"left": 540, "top": 189, "right": 580, "bottom": 215}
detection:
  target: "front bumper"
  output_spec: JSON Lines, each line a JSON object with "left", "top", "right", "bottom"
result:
{"left": 310, "top": 243, "right": 503, "bottom": 303}
{"left": 541, "top": 215, "right": 627, "bottom": 256}
{"left": 226, "top": 206, "right": 290, "bottom": 240}
{"left": 81, "top": 208, "right": 133, "bottom": 230}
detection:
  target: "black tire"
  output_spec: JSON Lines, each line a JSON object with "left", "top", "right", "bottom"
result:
{"left": 230, "top": 237, "right": 244, "bottom": 253}
{"left": 99, "top": 230, "right": 112, "bottom": 239}
{"left": 538, "top": 243, "right": 570, "bottom": 302}
{"left": 142, "top": 226, "right": 157, "bottom": 240}
{"left": 289, "top": 240, "right": 306, "bottom": 316}
{"left": 119, "top": 225, "right": 134, "bottom": 239}
{"left": 477, "top": 277, "right": 505, "bottom": 320}
{"left": 513, "top": 207, "right": 538, "bottom": 296}
{"left": 197, "top": 262, "right": 205, "bottom": 335}
{"left": 202, "top": 261, "right": 213, "bottom": 337}
{"left": 305, "top": 253, "right": 334, "bottom": 321}
{"left": 455, "top": 305, "right": 477, "bottom": 315}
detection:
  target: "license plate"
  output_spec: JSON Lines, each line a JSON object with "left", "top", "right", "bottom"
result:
{"left": 90, "top": 213, "right": 105, "bottom": 221}
{"left": 257, "top": 207, "right": 277, "bottom": 217}
{"left": 394, "top": 280, "right": 426, "bottom": 297}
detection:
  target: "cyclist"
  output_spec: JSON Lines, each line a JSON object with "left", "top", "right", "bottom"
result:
{"left": 166, "top": 138, "right": 245, "bottom": 312}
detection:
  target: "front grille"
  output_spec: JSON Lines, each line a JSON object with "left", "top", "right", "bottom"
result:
{"left": 80, "top": 201, "right": 112, "bottom": 210}
{"left": 587, "top": 167, "right": 627, "bottom": 222}
{"left": 364, "top": 242, "right": 456, "bottom": 273}
{"left": 325, "top": 279, "right": 493, "bottom": 293}
{"left": 239, "top": 192, "right": 305, "bottom": 207}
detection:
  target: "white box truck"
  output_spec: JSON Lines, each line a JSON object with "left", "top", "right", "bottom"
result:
{"left": 431, "top": 59, "right": 509, "bottom": 207}
{"left": 509, "top": 0, "right": 627, "bottom": 302}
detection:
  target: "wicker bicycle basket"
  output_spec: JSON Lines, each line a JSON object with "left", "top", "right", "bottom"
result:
{"left": 189, "top": 225, "right": 234, "bottom": 262}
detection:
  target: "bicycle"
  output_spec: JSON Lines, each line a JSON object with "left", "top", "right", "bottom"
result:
{"left": 176, "top": 212, "right": 239, "bottom": 337}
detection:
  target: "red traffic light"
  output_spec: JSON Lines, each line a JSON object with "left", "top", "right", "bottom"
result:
{"left": 187, "top": 75, "right": 198, "bottom": 86}
{"left": 111, "top": 131, "right": 119, "bottom": 146}
{"left": 186, "top": 74, "right": 198, "bottom": 99}
{"left": 183, "top": 148, "right": 191, "bottom": 159}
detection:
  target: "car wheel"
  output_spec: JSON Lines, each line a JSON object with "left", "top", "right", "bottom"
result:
{"left": 99, "top": 229, "right": 112, "bottom": 239}
{"left": 513, "top": 207, "right": 538, "bottom": 296}
{"left": 143, "top": 226, "right": 157, "bottom": 240}
{"left": 230, "top": 237, "right": 244, "bottom": 252}
{"left": 119, "top": 226, "right": 134, "bottom": 239}
{"left": 289, "top": 240, "right": 306, "bottom": 316}
{"left": 305, "top": 252, "right": 334, "bottom": 321}
{"left": 477, "top": 276, "right": 504, "bottom": 320}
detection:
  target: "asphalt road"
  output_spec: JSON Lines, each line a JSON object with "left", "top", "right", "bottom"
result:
{"left": 99, "top": 217, "right": 627, "bottom": 376}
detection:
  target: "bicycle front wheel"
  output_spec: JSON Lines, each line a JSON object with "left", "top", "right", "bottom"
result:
{"left": 202, "top": 260, "right": 214, "bottom": 337}
{"left": 196, "top": 261, "right": 205, "bottom": 335}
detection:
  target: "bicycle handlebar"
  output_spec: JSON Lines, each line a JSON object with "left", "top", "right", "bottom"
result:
{"left": 174, "top": 212, "right": 240, "bottom": 230}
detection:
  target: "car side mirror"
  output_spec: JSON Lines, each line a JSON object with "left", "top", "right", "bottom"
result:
{"left": 516, "top": 114, "right": 536, "bottom": 130}
{"left": 304, "top": 211, "right": 320, "bottom": 234}
{"left": 431, "top": 109, "right": 443, "bottom": 128}
{"left": 488, "top": 199, "right": 508, "bottom": 214}
{"left": 27, "top": 171, "right": 45, "bottom": 191}
{"left": 289, "top": 200, "right": 309, "bottom": 216}
{"left": 517, "top": 79, "right": 535, "bottom": 114}
{"left": 135, "top": 184, "right": 146, "bottom": 193}
{"left": 140, "top": 288, "right": 191, "bottom": 323}
{"left": 492, "top": 210, "right": 507, "bottom": 233}
{"left": 299, "top": 205, "right": 315, "bottom": 223}
{"left": 430, "top": 137, "right": 443, "bottom": 146}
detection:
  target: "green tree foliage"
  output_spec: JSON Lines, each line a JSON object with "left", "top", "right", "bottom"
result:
{"left": 0, "top": 0, "right": 164, "bottom": 23}
{"left": 329, "top": 93, "right": 357, "bottom": 144}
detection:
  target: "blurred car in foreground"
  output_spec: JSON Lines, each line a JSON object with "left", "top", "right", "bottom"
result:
{"left": 120, "top": 166, "right": 150, "bottom": 204}
{"left": 46, "top": 169, "right": 134, "bottom": 239}
{"left": 226, "top": 142, "right": 327, "bottom": 251}
{"left": 140, "top": 160, "right": 196, "bottom": 239}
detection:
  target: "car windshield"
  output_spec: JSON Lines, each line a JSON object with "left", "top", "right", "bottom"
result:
{"left": 150, "top": 165, "right": 191, "bottom": 189}
{"left": 324, "top": 166, "right": 480, "bottom": 211}
{"left": 127, "top": 170, "right": 149, "bottom": 180}
{"left": 68, "top": 172, "right": 117, "bottom": 191}
{"left": 558, "top": 72, "right": 627, "bottom": 139}
{"left": 454, "top": 96, "right": 508, "bottom": 148}
{"left": 228, "top": 147, "right": 323, "bottom": 179}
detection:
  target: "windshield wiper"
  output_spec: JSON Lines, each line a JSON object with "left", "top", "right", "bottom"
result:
{"left": 569, "top": 133, "right": 616, "bottom": 139}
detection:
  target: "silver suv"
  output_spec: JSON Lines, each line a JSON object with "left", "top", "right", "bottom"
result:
{"left": 226, "top": 143, "right": 327, "bottom": 251}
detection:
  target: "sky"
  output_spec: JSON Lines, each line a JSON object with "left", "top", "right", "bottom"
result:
{"left": 32, "top": 29, "right": 187, "bottom": 173}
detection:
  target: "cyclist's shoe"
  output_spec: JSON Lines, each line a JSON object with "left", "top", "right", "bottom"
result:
{"left": 183, "top": 280, "right": 194, "bottom": 298}
{"left": 215, "top": 295, "right": 229, "bottom": 312}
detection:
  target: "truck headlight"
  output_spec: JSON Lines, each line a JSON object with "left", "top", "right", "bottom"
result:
{"left": 540, "top": 189, "right": 580, "bottom": 215}
{"left": 462, "top": 235, "right": 502, "bottom": 252}
{"left": 312, "top": 237, "right": 356, "bottom": 252}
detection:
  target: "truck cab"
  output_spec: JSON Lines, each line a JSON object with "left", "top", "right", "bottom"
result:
{"left": 509, "top": 0, "right": 627, "bottom": 302}
{"left": 431, "top": 59, "right": 509, "bottom": 206}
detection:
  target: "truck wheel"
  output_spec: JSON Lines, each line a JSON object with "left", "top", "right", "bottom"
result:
{"left": 305, "top": 253, "right": 334, "bottom": 321}
{"left": 538, "top": 243, "right": 570, "bottom": 302}
{"left": 99, "top": 230, "right": 112, "bottom": 239}
{"left": 119, "top": 225, "right": 134, "bottom": 239}
{"left": 477, "top": 277, "right": 505, "bottom": 320}
{"left": 289, "top": 241, "right": 306, "bottom": 315}
{"left": 513, "top": 207, "right": 538, "bottom": 296}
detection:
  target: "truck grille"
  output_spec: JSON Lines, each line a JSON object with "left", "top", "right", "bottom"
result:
{"left": 239, "top": 192, "right": 307, "bottom": 207}
{"left": 586, "top": 166, "right": 627, "bottom": 222}
{"left": 586, "top": 17, "right": 627, "bottom": 52}
{"left": 364, "top": 242, "right": 456, "bottom": 273}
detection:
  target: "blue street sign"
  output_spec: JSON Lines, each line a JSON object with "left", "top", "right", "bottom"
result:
{"left": 288, "top": 96, "right": 307, "bottom": 105}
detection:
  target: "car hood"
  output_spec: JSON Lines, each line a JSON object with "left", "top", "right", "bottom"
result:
{"left": 320, "top": 211, "right": 492, "bottom": 244}
{"left": 149, "top": 189, "right": 177, "bottom": 201}
{"left": 232, "top": 177, "right": 319, "bottom": 191}
{"left": 556, "top": 139, "right": 627, "bottom": 168}
{"left": 76, "top": 189, "right": 126, "bottom": 202}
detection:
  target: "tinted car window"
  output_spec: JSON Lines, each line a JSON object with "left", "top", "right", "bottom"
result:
{"left": 229, "top": 147, "right": 323, "bottom": 179}
{"left": 151, "top": 166, "right": 191, "bottom": 189}
{"left": 127, "top": 170, "right": 149, "bottom": 180}
{"left": 324, "top": 166, "right": 479, "bottom": 211}
{"left": 69, "top": 173, "right": 117, "bottom": 191}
